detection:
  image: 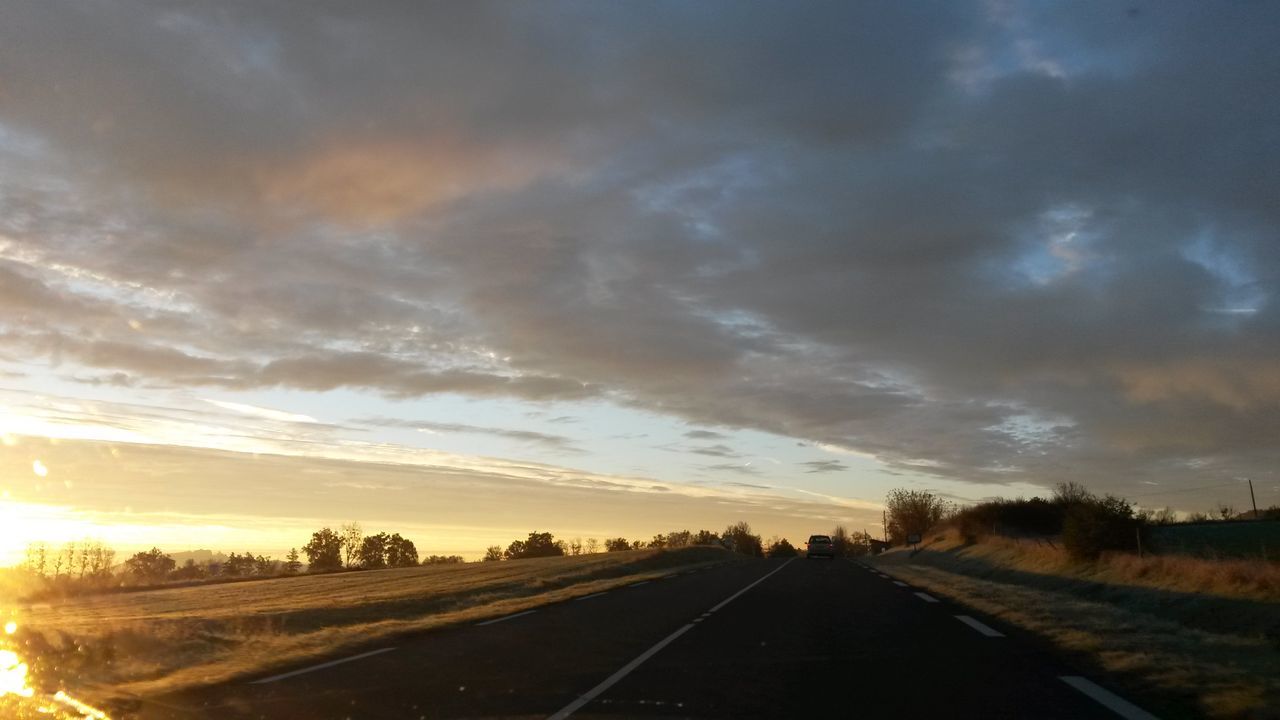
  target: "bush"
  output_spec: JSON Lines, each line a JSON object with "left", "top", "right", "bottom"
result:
{"left": 1063, "top": 495, "right": 1140, "bottom": 560}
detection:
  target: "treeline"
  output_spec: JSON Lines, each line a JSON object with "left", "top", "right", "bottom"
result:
{"left": 483, "top": 522, "right": 772, "bottom": 561}
{"left": 885, "top": 481, "right": 1280, "bottom": 561}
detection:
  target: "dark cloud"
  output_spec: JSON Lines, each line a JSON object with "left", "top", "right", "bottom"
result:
{"left": 684, "top": 430, "right": 729, "bottom": 440}
{"left": 0, "top": 1, "right": 1277, "bottom": 501}
{"left": 355, "top": 416, "right": 582, "bottom": 453}
{"left": 689, "top": 444, "right": 741, "bottom": 459}
{"left": 801, "top": 460, "right": 849, "bottom": 474}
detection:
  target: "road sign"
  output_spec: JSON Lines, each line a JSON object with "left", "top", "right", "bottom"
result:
{"left": 907, "top": 533, "right": 921, "bottom": 545}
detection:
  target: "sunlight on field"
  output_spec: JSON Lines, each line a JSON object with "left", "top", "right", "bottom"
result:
{"left": 1, "top": 617, "right": 112, "bottom": 719}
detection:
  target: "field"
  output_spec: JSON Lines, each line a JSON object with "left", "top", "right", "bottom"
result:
{"left": 870, "top": 530, "right": 1280, "bottom": 719}
{"left": 5, "top": 546, "right": 735, "bottom": 711}
{"left": 1149, "top": 521, "right": 1280, "bottom": 560}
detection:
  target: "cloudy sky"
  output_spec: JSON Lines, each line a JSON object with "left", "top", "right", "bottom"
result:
{"left": 0, "top": 1, "right": 1277, "bottom": 562}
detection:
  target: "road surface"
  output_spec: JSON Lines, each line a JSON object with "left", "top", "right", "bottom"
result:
{"left": 137, "top": 558, "right": 1159, "bottom": 719}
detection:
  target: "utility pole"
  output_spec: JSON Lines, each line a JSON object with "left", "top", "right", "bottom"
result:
{"left": 882, "top": 510, "right": 888, "bottom": 543}
{"left": 1248, "top": 479, "right": 1258, "bottom": 518}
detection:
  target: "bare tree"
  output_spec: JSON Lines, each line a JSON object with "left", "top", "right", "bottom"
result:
{"left": 569, "top": 537, "right": 583, "bottom": 555}
{"left": 24, "top": 542, "right": 48, "bottom": 577}
{"left": 341, "top": 522, "right": 363, "bottom": 568}
{"left": 585, "top": 538, "right": 599, "bottom": 554}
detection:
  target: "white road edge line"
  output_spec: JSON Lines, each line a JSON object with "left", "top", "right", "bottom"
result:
{"left": 914, "top": 592, "right": 940, "bottom": 603}
{"left": 709, "top": 558, "right": 796, "bottom": 613}
{"left": 548, "top": 559, "right": 795, "bottom": 720}
{"left": 574, "top": 592, "right": 608, "bottom": 602}
{"left": 954, "top": 615, "right": 1004, "bottom": 637}
{"left": 1060, "top": 676, "right": 1160, "bottom": 720}
{"left": 630, "top": 581, "right": 650, "bottom": 587}
{"left": 893, "top": 581, "right": 909, "bottom": 587}
{"left": 249, "top": 647, "right": 397, "bottom": 684}
{"left": 475, "top": 609, "right": 537, "bottom": 626}
{"left": 547, "top": 623, "right": 695, "bottom": 720}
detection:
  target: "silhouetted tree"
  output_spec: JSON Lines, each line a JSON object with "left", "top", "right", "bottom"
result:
{"left": 505, "top": 531, "right": 565, "bottom": 559}
{"left": 125, "top": 548, "right": 175, "bottom": 582}
{"left": 693, "top": 530, "right": 720, "bottom": 545}
{"left": 483, "top": 545, "right": 504, "bottom": 562}
{"left": 385, "top": 534, "right": 418, "bottom": 567}
{"left": 666, "top": 530, "right": 693, "bottom": 548}
{"left": 585, "top": 538, "right": 600, "bottom": 554}
{"left": 766, "top": 537, "right": 798, "bottom": 557}
{"left": 647, "top": 534, "right": 667, "bottom": 549}
{"left": 253, "top": 554, "right": 276, "bottom": 576}
{"left": 359, "top": 533, "right": 389, "bottom": 569}
{"left": 303, "top": 527, "right": 344, "bottom": 572}
{"left": 341, "top": 522, "right": 363, "bottom": 568}
{"left": 170, "top": 558, "right": 205, "bottom": 580}
{"left": 722, "top": 521, "right": 763, "bottom": 557}
{"left": 283, "top": 548, "right": 303, "bottom": 574}
{"left": 830, "top": 525, "right": 851, "bottom": 558}
{"left": 885, "top": 489, "right": 949, "bottom": 543}
{"left": 569, "top": 538, "right": 583, "bottom": 555}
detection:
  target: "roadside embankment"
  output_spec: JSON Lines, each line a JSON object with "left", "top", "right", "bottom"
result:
{"left": 869, "top": 531, "right": 1279, "bottom": 719}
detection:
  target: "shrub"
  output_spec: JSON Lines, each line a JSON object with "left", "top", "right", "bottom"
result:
{"left": 1063, "top": 495, "right": 1140, "bottom": 560}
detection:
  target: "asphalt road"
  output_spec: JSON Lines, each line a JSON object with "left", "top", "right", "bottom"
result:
{"left": 137, "top": 558, "right": 1156, "bottom": 719}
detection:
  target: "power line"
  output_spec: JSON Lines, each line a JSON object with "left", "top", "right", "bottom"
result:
{"left": 1131, "top": 479, "right": 1249, "bottom": 497}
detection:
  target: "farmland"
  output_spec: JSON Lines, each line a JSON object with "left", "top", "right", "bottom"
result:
{"left": 7, "top": 546, "right": 735, "bottom": 707}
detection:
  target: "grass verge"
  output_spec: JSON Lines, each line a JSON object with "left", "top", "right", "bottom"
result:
{"left": 6, "top": 546, "right": 737, "bottom": 711}
{"left": 869, "top": 532, "right": 1279, "bottom": 719}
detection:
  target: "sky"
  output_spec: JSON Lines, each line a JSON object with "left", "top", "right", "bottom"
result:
{"left": 0, "top": 1, "right": 1277, "bottom": 564}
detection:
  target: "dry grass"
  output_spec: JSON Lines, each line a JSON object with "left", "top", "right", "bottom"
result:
{"left": 7, "top": 547, "right": 735, "bottom": 707}
{"left": 871, "top": 531, "right": 1280, "bottom": 719}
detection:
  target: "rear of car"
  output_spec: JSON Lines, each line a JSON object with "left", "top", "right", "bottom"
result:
{"left": 806, "top": 535, "right": 834, "bottom": 559}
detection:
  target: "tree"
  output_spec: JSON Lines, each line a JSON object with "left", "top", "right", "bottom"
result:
{"left": 422, "top": 555, "right": 465, "bottom": 564}
{"left": 1053, "top": 482, "right": 1093, "bottom": 506}
{"left": 1063, "top": 495, "right": 1139, "bottom": 561}
{"left": 283, "top": 548, "right": 303, "bottom": 574}
{"left": 171, "top": 559, "right": 205, "bottom": 580}
{"left": 569, "top": 538, "right": 583, "bottom": 556}
{"left": 884, "top": 489, "right": 949, "bottom": 543}
{"left": 830, "top": 525, "right": 851, "bottom": 558}
{"left": 483, "top": 545, "right": 504, "bottom": 562}
{"left": 385, "top": 534, "right": 418, "bottom": 567}
{"left": 505, "top": 531, "right": 565, "bottom": 560}
{"left": 766, "top": 537, "right": 798, "bottom": 557}
{"left": 303, "top": 527, "right": 344, "bottom": 572}
{"left": 605, "top": 537, "right": 631, "bottom": 552}
{"left": 693, "top": 530, "right": 720, "bottom": 545}
{"left": 359, "top": 532, "right": 389, "bottom": 569}
{"left": 341, "top": 522, "right": 363, "bottom": 568}
{"left": 585, "top": 538, "right": 599, "bottom": 554}
{"left": 647, "top": 534, "right": 668, "bottom": 549}
{"left": 253, "top": 554, "right": 276, "bottom": 576}
{"left": 125, "top": 547, "right": 175, "bottom": 582}
{"left": 24, "top": 542, "right": 48, "bottom": 577}
{"left": 722, "top": 521, "right": 763, "bottom": 557}
{"left": 666, "top": 530, "right": 692, "bottom": 548}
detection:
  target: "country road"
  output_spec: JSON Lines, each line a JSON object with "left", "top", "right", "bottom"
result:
{"left": 137, "top": 558, "right": 1158, "bottom": 719}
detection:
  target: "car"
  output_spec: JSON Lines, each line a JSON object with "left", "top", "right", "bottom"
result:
{"left": 806, "top": 535, "right": 835, "bottom": 559}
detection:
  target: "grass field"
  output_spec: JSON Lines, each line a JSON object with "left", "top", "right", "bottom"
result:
{"left": 870, "top": 531, "right": 1280, "bottom": 719}
{"left": 5, "top": 546, "right": 736, "bottom": 710}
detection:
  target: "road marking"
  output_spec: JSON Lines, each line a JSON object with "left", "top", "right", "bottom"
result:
{"left": 1060, "top": 676, "right": 1160, "bottom": 720}
{"left": 709, "top": 558, "right": 796, "bottom": 613}
{"left": 954, "top": 615, "right": 1004, "bottom": 637}
{"left": 914, "top": 592, "right": 940, "bottom": 603}
{"left": 249, "top": 647, "right": 396, "bottom": 684}
{"left": 549, "top": 560, "right": 795, "bottom": 719}
{"left": 575, "top": 592, "right": 608, "bottom": 602}
{"left": 893, "top": 581, "right": 909, "bottom": 587}
{"left": 475, "top": 610, "right": 537, "bottom": 626}
{"left": 547, "top": 624, "right": 695, "bottom": 720}
{"left": 630, "top": 581, "right": 650, "bottom": 587}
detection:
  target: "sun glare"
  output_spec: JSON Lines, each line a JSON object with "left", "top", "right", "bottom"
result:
{"left": 32, "top": 459, "right": 48, "bottom": 477}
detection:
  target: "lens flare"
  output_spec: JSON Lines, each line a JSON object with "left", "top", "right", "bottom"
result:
{"left": 32, "top": 459, "right": 48, "bottom": 477}
{"left": 3, "top": 621, "right": 15, "bottom": 635}
{"left": 0, "top": 648, "right": 35, "bottom": 698}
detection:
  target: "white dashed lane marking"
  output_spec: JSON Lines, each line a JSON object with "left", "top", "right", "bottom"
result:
{"left": 1060, "top": 676, "right": 1160, "bottom": 720}
{"left": 954, "top": 615, "right": 1004, "bottom": 637}
{"left": 249, "top": 648, "right": 397, "bottom": 684}
{"left": 914, "top": 592, "right": 940, "bottom": 603}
